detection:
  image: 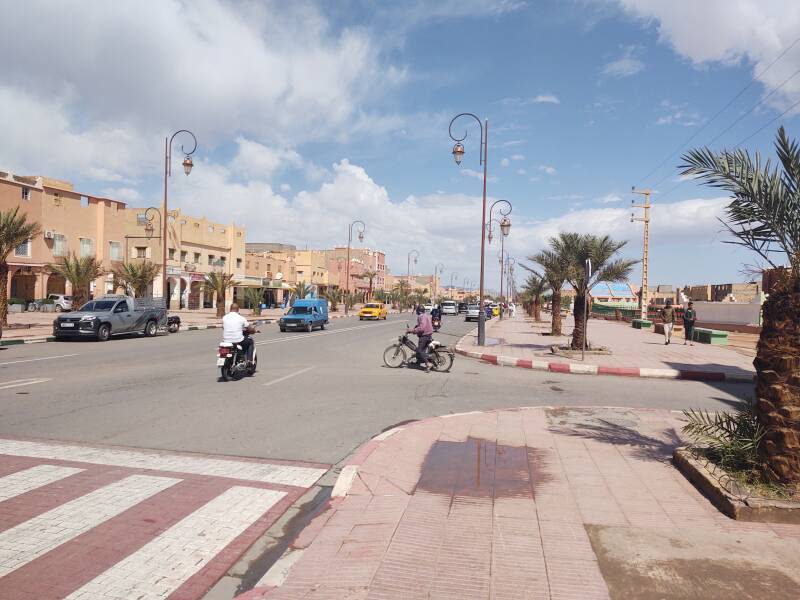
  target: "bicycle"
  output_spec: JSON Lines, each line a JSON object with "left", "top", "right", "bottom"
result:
{"left": 383, "top": 332, "right": 454, "bottom": 372}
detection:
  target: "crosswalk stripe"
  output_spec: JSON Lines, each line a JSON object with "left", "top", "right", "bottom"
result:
{"left": 65, "top": 486, "right": 286, "bottom": 600}
{"left": 0, "top": 465, "right": 84, "bottom": 502}
{"left": 0, "top": 439, "right": 325, "bottom": 487}
{"left": 0, "top": 474, "right": 180, "bottom": 577}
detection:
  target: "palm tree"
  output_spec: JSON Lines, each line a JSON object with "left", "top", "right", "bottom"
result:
{"left": 361, "top": 270, "right": 378, "bottom": 300}
{"left": 111, "top": 261, "right": 161, "bottom": 297}
{"left": 681, "top": 126, "right": 800, "bottom": 484}
{"left": 204, "top": 271, "right": 236, "bottom": 317}
{"left": 519, "top": 271, "right": 550, "bottom": 322}
{"left": 556, "top": 233, "right": 637, "bottom": 350}
{"left": 292, "top": 281, "right": 313, "bottom": 304}
{"left": 50, "top": 254, "right": 104, "bottom": 310}
{"left": 243, "top": 287, "right": 265, "bottom": 316}
{"left": 528, "top": 243, "right": 571, "bottom": 335}
{"left": 323, "top": 288, "right": 341, "bottom": 312}
{"left": 392, "top": 280, "right": 411, "bottom": 312}
{"left": 0, "top": 208, "right": 41, "bottom": 325}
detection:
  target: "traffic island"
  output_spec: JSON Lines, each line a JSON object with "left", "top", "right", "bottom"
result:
{"left": 673, "top": 448, "right": 800, "bottom": 524}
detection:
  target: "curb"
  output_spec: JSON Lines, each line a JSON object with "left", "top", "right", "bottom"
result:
{"left": 454, "top": 345, "right": 755, "bottom": 384}
{"left": 0, "top": 336, "right": 55, "bottom": 346}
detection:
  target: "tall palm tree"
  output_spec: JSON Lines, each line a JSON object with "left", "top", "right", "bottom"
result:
{"left": 243, "top": 287, "right": 265, "bottom": 316}
{"left": 556, "top": 233, "right": 637, "bottom": 350}
{"left": 392, "top": 280, "right": 410, "bottom": 312}
{"left": 528, "top": 243, "right": 571, "bottom": 335}
{"left": 681, "top": 126, "right": 800, "bottom": 484}
{"left": 323, "top": 288, "right": 341, "bottom": 312}
{"left": 111, "top": 261, "right": 161, "bottom": 297}
{"left": 0, "top": 208, "right": 41, "bottom": 325}
{"left": 204, "top": 271, "right": 236, "bottom": 318}
{"left": 519, "top": 271, "right": 550, "bottom": 322}
{"left": 361, "top": 270, "right": 378, "bottom": 300}
{"left": 292, "top": 281, "right": 313, "bottom": 304}
{"left": 50, "top": 254, "right": 104, "bottom": 310}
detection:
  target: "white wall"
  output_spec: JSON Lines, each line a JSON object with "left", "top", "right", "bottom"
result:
{"left": 692, "top": 301, "right": 761, "bottom": 326}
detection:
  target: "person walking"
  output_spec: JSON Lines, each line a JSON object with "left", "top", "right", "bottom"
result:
{"left": 661, "top": 299, "right": 676, "bottom": 345}
{"left": 683, "top": 301, "right": 697, "bottom": 346}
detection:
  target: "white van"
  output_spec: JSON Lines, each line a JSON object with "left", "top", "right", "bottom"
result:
{"left": 441, "top": 300, "right": 458, "bottom": 315}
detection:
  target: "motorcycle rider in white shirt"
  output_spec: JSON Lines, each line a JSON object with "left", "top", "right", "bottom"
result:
{"left": 222, "top": 303, "right": 254, "bottom": 364}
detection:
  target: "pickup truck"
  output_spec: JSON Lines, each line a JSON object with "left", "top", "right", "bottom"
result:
{"left": 53, "top": 295, "right": 167, "bottom": 341}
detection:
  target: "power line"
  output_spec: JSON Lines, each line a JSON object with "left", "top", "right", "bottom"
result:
{"left": 635, "top": 33, "right": 800, "bottom": 187}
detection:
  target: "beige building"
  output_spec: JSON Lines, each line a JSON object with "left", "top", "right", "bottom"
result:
{"left": 324, "top": 247, "right": 385, "bottom": 298}
{"left": 245, "top": 244, "right": 297, "bottom": 307}
{"left": 295, "top": 250, "right": 330, "bottom": 292}
{"left": 0, "top": 171, "right": 127, "bottom": 302}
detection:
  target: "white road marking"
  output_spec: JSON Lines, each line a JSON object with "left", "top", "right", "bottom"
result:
{"left": 0, "top": 439, "right": 326, "bottom": 488}
{"left": 0, "top": 474, "right": 180, "bottom": 577}
{"left": 65, "top": 486, "right": 286, "bottom": 600}
{"left": 0, "top": 353, "right": 79, "bottom": 366}
{"left": 0, "top": 378, "right": 53, "bottom": 390}
{"left": 262, "top": 366, "right": 315, "bottom": 387}
{"left": 256, "top": 320, "right": 400, "bottom": 346}
{"left": 0, "top": 464, "right": 84, "bottom": 502}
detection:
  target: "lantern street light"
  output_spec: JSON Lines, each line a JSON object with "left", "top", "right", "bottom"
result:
{"left": 407, "top": 249, "right": 420, "bottom": 288}
{"left": 345, "top": 220, "right": 366, "bottom": 315}
{"left": 507, "top": 258, "right": 516, "bottom": 305}
{"left": 433, "top": 263, "right": 445, "bottom": 303}
{"left": 486, "top": 199, "right": 513, "bottom": 316}
{"left": 449, "top": 272, "right": 458, "bottom": 299}
{"left": 162, "top": 129, "right": 197, "bottom": 309}
{"left": 449, "top": 112, "right": 489, "bottom": 344}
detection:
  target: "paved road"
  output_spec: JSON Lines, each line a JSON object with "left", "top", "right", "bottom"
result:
{"left": 0, "top": 313, "right": 750, "bottom": 465}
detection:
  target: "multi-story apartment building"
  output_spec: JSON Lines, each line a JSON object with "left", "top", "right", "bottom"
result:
{"left": 0, "top": 171, "right": 127, "bottom": 301}
{"left": 323, "top": 247, "right": 385, "bottom": 298}
{"left": 244, "top": 243, "right": 297, "bottom": 307}
{"left": 295, "top": 250, "right": 330, "bottom": 292}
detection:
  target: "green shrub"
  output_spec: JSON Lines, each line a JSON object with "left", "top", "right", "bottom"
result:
{"left": 8, "top": 298, "right": 26, "bottom": 305}
{"left": 682, "top": 404, "right": 765, "bottom": 471}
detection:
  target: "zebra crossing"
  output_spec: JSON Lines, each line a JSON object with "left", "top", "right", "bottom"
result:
{"left": 0, "top": 437, "right": 328, "bottom": 600}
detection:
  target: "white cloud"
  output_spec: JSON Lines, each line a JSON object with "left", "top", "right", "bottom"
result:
{"left": 461, "top": 169, "right": 498, "bottom": 183}
{"left": 280, "top": 183, "right": 292, "bottom": 193}
{"left": 510, "top": 154, "right": 525, "bottom": 161}
{"left": 614, "top": 0, "right": 800, "bottom": 110}
{"left": 594, "top": 193, "right": 624, "bottom": 204}
{"left": 601, "top": 45, "right": 645, "bottom": 78}
{"left": 101, "top": 187, "right": 141, "bottom": 202}
{"left": 232, "top": 138, "right": 304, "bottom": 180}
{"left": 532, "top": 94, "right": 561, "bottom": 104}
{"left": 500, "top": 94, "right": 560, "bottom": 106}
{"left": 538, "top": 164, "right": 558, "bottom": 176}
{"left": 516, "top": 168, "right": 527, "bottom": 175}
{"left": 501, "top": 158, "right": 511, "bottom": 167}
{"left": 655, "top": 100, "right": 702, "bottom": 127}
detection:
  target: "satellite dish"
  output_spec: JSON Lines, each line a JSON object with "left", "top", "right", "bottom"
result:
{"left": 275, "top": 272, "right": 283, "bottom": 280}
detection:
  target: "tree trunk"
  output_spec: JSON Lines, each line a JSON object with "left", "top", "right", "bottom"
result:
{"left": 533, "top": 299, "right": 541, "bottom": 322}
{"left": 571, "top": 292, "right": 586, "bottom": 350}
{"left": 754, "top": 281, "right": 800, "bottom": 484}
{"left": 216, "top": 291, "right": 225, "bottom": 318}
{"left": 0, "top": 262, "right": 8, "bottom": 327}
{"left": 550, "top": 289, "right": 562, "bottom": 336}
{"left": 72, "top": 285, "right": 88, "bottom": 311}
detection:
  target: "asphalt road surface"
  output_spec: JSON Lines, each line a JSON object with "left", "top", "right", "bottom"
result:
{"left": 0, "top": 313, "right": 750, "bottom": 465}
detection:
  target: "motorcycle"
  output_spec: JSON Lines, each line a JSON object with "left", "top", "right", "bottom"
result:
{"left": 382, "top": 331, "right": 454, "bottom": 372}
{"left": 431, "top": 315, "right": 441, "bottom": 332}
{"left": 217, "top": 325, "right": 259, "bottom": 381}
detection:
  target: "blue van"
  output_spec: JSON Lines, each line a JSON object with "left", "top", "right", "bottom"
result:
{"left": 278, "top": 298, "right": 329, "bottom": 332}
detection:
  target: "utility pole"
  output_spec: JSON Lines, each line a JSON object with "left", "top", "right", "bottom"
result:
{"left": 631, "top": 187, "right": 651, "bottom": 321}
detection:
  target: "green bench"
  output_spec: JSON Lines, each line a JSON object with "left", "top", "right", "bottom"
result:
{"left": 632, "top": 319, "right": 652, "bottom": 329}
{"left": 693, "top": 327, "right": 728, "bottom": 345}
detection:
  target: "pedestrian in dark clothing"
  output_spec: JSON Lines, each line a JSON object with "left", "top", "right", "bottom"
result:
{"left": 683, "top": 301, "right": 697, "bottom": 346}
{"left": 661, "top": 299, "right": 676, "bottom": 345}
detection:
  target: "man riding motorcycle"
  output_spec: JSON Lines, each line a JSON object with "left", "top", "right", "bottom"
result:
{"left": 408, "top": 304, "right": 434, "bottom": 373}
{"left": 222, "top": 302, "right": 254, "bottom": 364}
{"left": 430, "top": 304, "right": 442, "bottom": 332}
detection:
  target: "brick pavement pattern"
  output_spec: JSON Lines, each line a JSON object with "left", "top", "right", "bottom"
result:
{"left": 457, "top": 315, "right": 755, "bottom": 381}
{"left": 0, "top": 437, "right": 328, "bottom": 600}
{"left": 244, "top": 407, "right": 800, "bottom": 600}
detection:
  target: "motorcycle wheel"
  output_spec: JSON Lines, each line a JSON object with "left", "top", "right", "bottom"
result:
{"left": 247, "top": 354, "right": 257, "bottom": 376}
{"left": 383, "top": 344, "right": 406, "bottom": 368}
{"left": 220, "top": 360, "right": 233, "bottom": 382}
{"left": 168, "top": 322, "right": 179, "bottom": 333}
{"left": 430, "top": 350, "right": 454, "bottom": 373}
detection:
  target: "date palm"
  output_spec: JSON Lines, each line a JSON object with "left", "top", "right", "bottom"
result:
{"left": 555, "top": 233, "right": 637, "bottom": 350}
{"left": 0, "top": 208, "right": 41, "bottom": 325}
{"left": 519, "top": 271, "right": 550, "bottom": 322}
{"left": 204, "top": 271, "right": 236, "bottom": 317}
{"left": 323, "top": 288, "right": 341, "bottom": 312}
{"left": 361, "top": 269, "right": 378, "bottom": 300}
{"left": 527, "top": 244, "right": 570, "bottom": 335}
{"left": 681, "top": 126, "right": 800, "bottom": 484}
{"left": 392, "top": 280, "right": 410, "bottom": 312}
{"left": 292, "top": 281, "right": 313, "bottom": 304}
{"left": 50, "top": 254, "right": 103, "bottom": 310}
{"left": 111, "top": 261, "right": 161, "bottom": 298}
{"left": 243, "top": 287, "right": 265, "bottom": 316}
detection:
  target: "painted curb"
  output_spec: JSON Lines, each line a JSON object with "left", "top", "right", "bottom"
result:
{"left": 0, "top": 336, "right": 55, "bottom": 346}
{"left": 454, "top": 345, "right": 755, "bottom": 384}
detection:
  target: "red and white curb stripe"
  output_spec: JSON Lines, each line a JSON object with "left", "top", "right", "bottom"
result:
{"left": 454, "top": 346, "right": 755, "bottom": 383}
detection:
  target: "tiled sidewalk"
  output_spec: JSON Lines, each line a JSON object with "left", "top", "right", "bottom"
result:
{"left": 459, "top": 314, "right": 755, "bottom": 380}
{"left": 241, "top": 407, "right": 800, "bottom": 600}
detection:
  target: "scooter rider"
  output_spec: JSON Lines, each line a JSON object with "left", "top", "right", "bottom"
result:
{"left": 430, "top": 303, "right": 442, "bottom": 331}
{"left": 408, "top": 304, "right": 434, "bottom": 373}
{"left": 222, "top": 303, "right": 254, "bottom": 364}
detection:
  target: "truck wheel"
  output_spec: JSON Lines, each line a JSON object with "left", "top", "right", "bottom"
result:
{"left": 97, "top": 324, "right": 111, "bottom": 342}
{"left": 306, "top": 322, "right": 312, "bottom": 333}
{"left": 55, "top": 305, "right": 63, "bottom": 312}
{"left": 279, "top": 326, "right": 286, "bottom": 332}
{"left": 320, "top": 322, "right": 326, "bottom": 330}
{"left": 144, "top": 320, "right": 157, "bottom": 337}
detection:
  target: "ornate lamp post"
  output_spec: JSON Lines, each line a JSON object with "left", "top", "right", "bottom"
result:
{"left": 486, "top": 199, "right": 512, "bottom": 317}
{"left": 449, "top": 272, "right": 458, "bottom": 298}
{"left": 433, "top": 263, "right": 445, "bottom": 303}
{"left": 345, "top": 220, "right": 366, "bottom": 315}
{"left": 407, "top": 249, "right": 419, "bottom": 287}
{"left": 449, "top": 112, "right": 489, "bottom": 345}
{"left": 125, "top": 207, "right": 162, "bottom": 270}
{"left": 507, "top": 258, "right": 516, "bottom": 305}
{"left": 162, "top": 130, "right": 197, "bottom": 309}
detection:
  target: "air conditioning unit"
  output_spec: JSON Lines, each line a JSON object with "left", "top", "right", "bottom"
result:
{"left": 44, "top": 230, "right": 55, "bottom": 239}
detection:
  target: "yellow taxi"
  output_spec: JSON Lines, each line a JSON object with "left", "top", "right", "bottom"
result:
{"left": 359, "top": 302, "right": 388, "bottom": 320}
{"left": 491, "top": 303, "right": 500, "bottom": 317}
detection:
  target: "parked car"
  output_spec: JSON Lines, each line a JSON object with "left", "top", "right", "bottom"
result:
{"left": 359, "top": 302, "right": 388, "bottom": 320}
{"left": 457, "top": 302, "right": 468, "bottom": 313}
{"left": 279, "top": 298, "right": 329, "bottom": 332}
{"left": 53, "top": 295, "right": 167, "bottom": 341}
{"left": 465, "top": 304, "right": 481, "bottom": 322}
{"left": 48, "top": 294, "right": 73, "bottom": 312}
{"left": 441, "top": 301, "right": 458, "bottom": 315}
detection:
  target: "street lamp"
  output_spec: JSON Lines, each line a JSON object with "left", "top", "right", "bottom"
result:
{"left": 433, "top": 263, "right": 445, "bottom": 303}
{"left": 486, "top": 199, "right": 512, "bottom": 316}
{"left": 507, "top": 258, "right": 516, "bottom": 305}
{"left": 162, "top": 129, "right": 197, "bottom": 309}
{"left": 345, "top": 220, "right": 366, "bottom": 315}
{"left": 407, "top": 249, "right": 419, "bottom": 287}
{"left": 449, "top": 112, "right": 490, "bottom": 344}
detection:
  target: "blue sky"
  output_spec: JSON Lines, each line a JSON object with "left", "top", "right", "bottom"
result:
{"left": 1, "top": 0, "right": 799, "bottom": 291}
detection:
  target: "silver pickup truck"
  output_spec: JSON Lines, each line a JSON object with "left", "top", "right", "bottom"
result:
{"left": 53, "top": 295, "right": 167, "bottom": 341}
